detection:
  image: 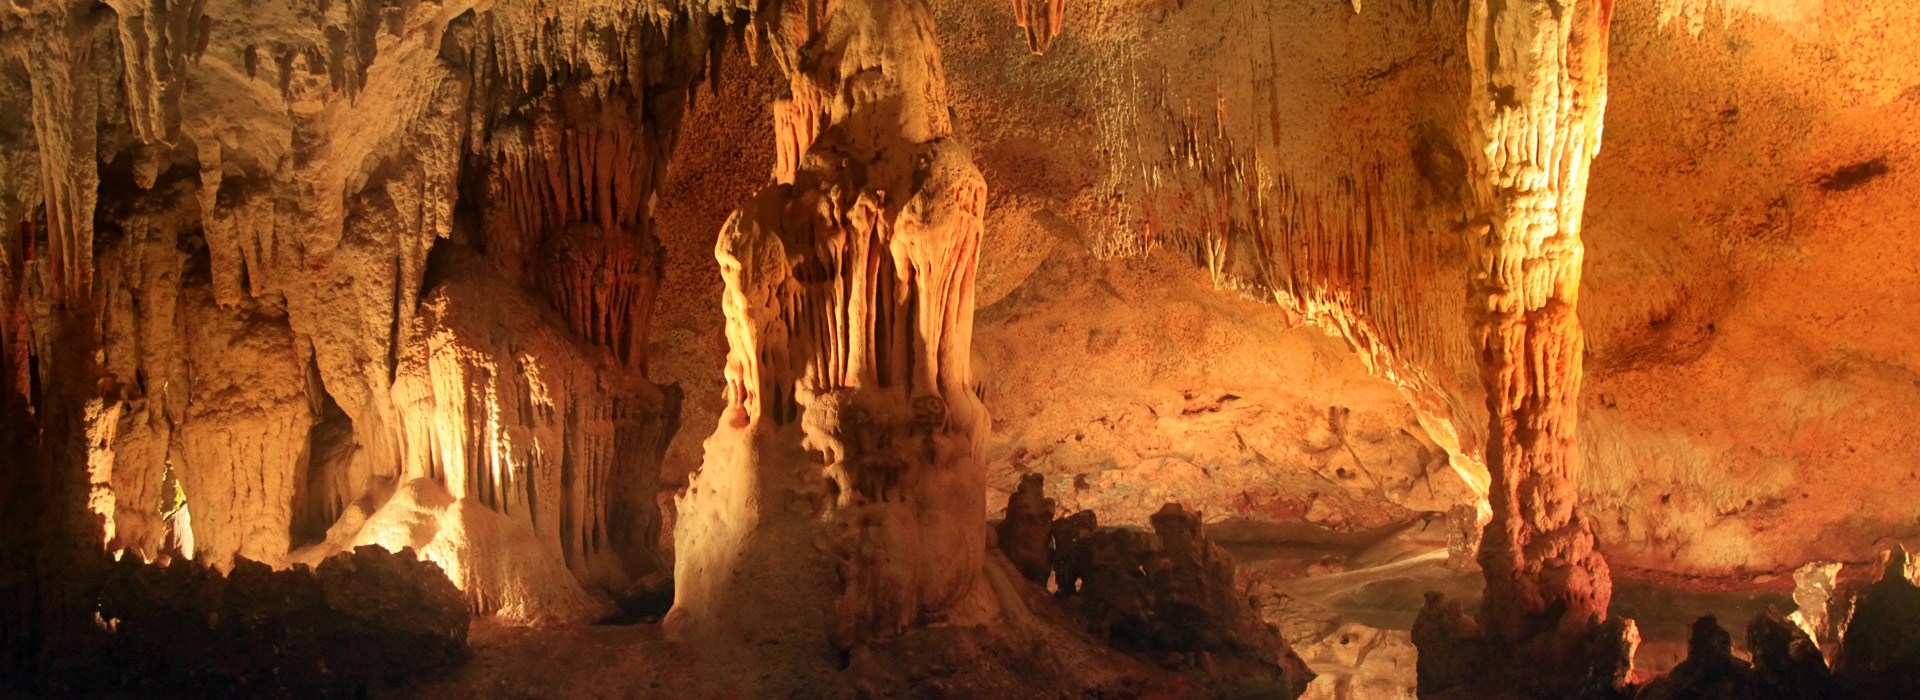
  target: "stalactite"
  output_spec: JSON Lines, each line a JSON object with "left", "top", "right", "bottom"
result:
{"left": 1120, "top": 102, "right": 1487, "bottom": 516}
{"left": 1010, "top": 0, "right": 1066, "bottom": 54}
{"left": 102, "top": 0, "right": 199, "bottom": 143}
{"left": 26, "top": 7, "right": 104, "bottom": 306}
{"left": 1070, "top": 1, "right": 1492, "bottom": 522}
{"left": 474, "top": 86, "right": 663, "bottom": 370}
{"left": 0, "top": 0, "right": 754, "bottom": 683}
{"left": 273, "top": 0, "right": 731, "bottom": 621}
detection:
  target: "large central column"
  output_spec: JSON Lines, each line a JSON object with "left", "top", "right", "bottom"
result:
{"left": 667, "top": 0, "right": 991, "bottom": 659}
{"left": 1469, "top": 0, "right": 1615, "bottom": 644}
{"left": 1415, "top": 1, "right": 1622, "bottom": 697}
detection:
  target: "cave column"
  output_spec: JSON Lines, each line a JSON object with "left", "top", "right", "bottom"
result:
{"left": 1466, "top": 0, "right": 1615, "bottom": 648}
{"left": 667, "top": 0, "right": 992, "bottom": 660}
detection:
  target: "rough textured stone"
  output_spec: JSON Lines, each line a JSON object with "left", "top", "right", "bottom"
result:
{"left": 1747, "top": 608, "right": 1840, "bottom": 700}
{"left": 1637, "top": 616, "right": 1751, "bottom": 700}
{"left": 998, "top": 473, "right": 1055, "bottom": 585}
{"left": 665, "top": 0, "right": 997, "bottom": 664}
{"left": 1834, "top": 547, "right": 1920, "bottom": 698}
{"left": 7, "top": 0, "right": 1920, "bottom": 697}
{"left": 1056, "top": 503, "right": 1315, "bottom": 699}
{"left": 87, "top": 545, "right": 467, "bottom": 696}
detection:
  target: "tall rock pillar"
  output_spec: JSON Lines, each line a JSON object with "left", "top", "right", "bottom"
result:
{"left": 1469, "top": 0, "right": 1616, "bottom": 641}
{"left": 1418, "top": 0, "right": 1626, "bottom": 696}
{"left": 667, "top": 0, "right": 992, "bottom": 659}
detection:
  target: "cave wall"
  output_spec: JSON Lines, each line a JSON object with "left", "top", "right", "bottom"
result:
{"left": 1579, "top": 1, "right": 1920, "bottom": 575}
{"left": 910, "top": 0, "right": 1920, "bottom": 579}
{"left": 0, "top": 0, "right": 761, "bottom": 625}
{"left": 933, "top": 0, "right": 1492, "bottom": 522}
{"left": 643, "top": 4, "right": 1483, "bottom": 567}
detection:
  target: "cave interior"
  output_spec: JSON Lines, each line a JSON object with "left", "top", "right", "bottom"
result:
{"left": 2, "top": 0, "right": 1919, "bottom": 698}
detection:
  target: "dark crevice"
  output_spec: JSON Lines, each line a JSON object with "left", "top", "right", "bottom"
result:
{"left": 1820, "top": 157, "right": 1889, "bottom": 192}
{"left": 292, "top": 356, "right": 355, "bottom": 550}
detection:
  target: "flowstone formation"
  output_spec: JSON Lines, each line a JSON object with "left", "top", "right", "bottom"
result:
{"left": 667, "top": 0, "right": 997, "bottom": 656}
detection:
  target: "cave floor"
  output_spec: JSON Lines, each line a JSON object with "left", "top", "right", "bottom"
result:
{"left": 397, "top": 621, "right": 683, "bottom": 700}
{"left": 390, "top": 545, "right": 1793, "bottom": 700}
{"left": 1233, "top": 540, "right": 1796, "bottom": 699}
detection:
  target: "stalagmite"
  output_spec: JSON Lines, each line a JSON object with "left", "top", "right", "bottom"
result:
{"left": 175, "top": 290, "right": 313, "bottom": 570}
{"left": 1748, "top": 609, "right": 1839, "bottom": 699}
{"left": 1637, "top": 616, "right": 1750, "bottom": 700}
{"left": 997, "top": 473, "right": 1054, "bottom": 585}
{"left": 669, "top": 0, "right": 995, "bottom": 658}
{"left": 1052, "top": 502, "right": 1316, "bottom": 697}
{"left": 1833, "top": 547, "right": 1920, "bottom": 697}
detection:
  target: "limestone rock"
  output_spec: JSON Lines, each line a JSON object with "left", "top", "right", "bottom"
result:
{"left": 998, "top": 473, "right": 1055, "bottom": 585}
{"left": 1834, "top": 547, "right": 1920, "bottom": 697}
{"left": 1637, "top": 616, "right": 1752, "bottom": 700}
{"left": 1747, "top": 608, "right": 1840, "bottom": 700}
{"left": 1010, "top": 0, "right": 1066, "bottom": 54}
{"left": 90, "top": 545, "right": 467, "bottom": 696}
{"left": 1056, "top": 503, "right": 1315, "bottom": 699}
{"left": 667, "top": 0, "right": 997, "bottom": 665}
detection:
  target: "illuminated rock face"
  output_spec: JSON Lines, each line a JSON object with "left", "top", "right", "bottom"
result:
{"left": 913, "top": 0, "right": 1920, "bottom": 580}
{"left": 668, "top": 0, "right": 994, "bottom": 653}
{"left": 1463, "top": 0, "right": 1616, "bottom": 650}
{"left": 1413, "top": 0, "right": 1624, "bottom": 695}
{"left": 1, "top": 0, "right": 751, "bottom": 629}
{"left": 354, "top": 250, "right": 679, "bottom": 622}
{"left": 10, "top": 0, "right": 1920, "bottom": 695}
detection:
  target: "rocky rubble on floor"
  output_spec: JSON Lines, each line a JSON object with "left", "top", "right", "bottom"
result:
{"left": 1293, "top": 623, "right": 1419, "bottom": 700}
{"left": 999, "top": 474, "right": 1315, "bottom": 698}
{"left": 81, "top": 545, "right": 468, "bottom": 697}
{"left": 1418, "top": 545, "right": 1920, "bottom": 699}
{"left": 1833, "top": 546, "right": 1920, "bottom": 697}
